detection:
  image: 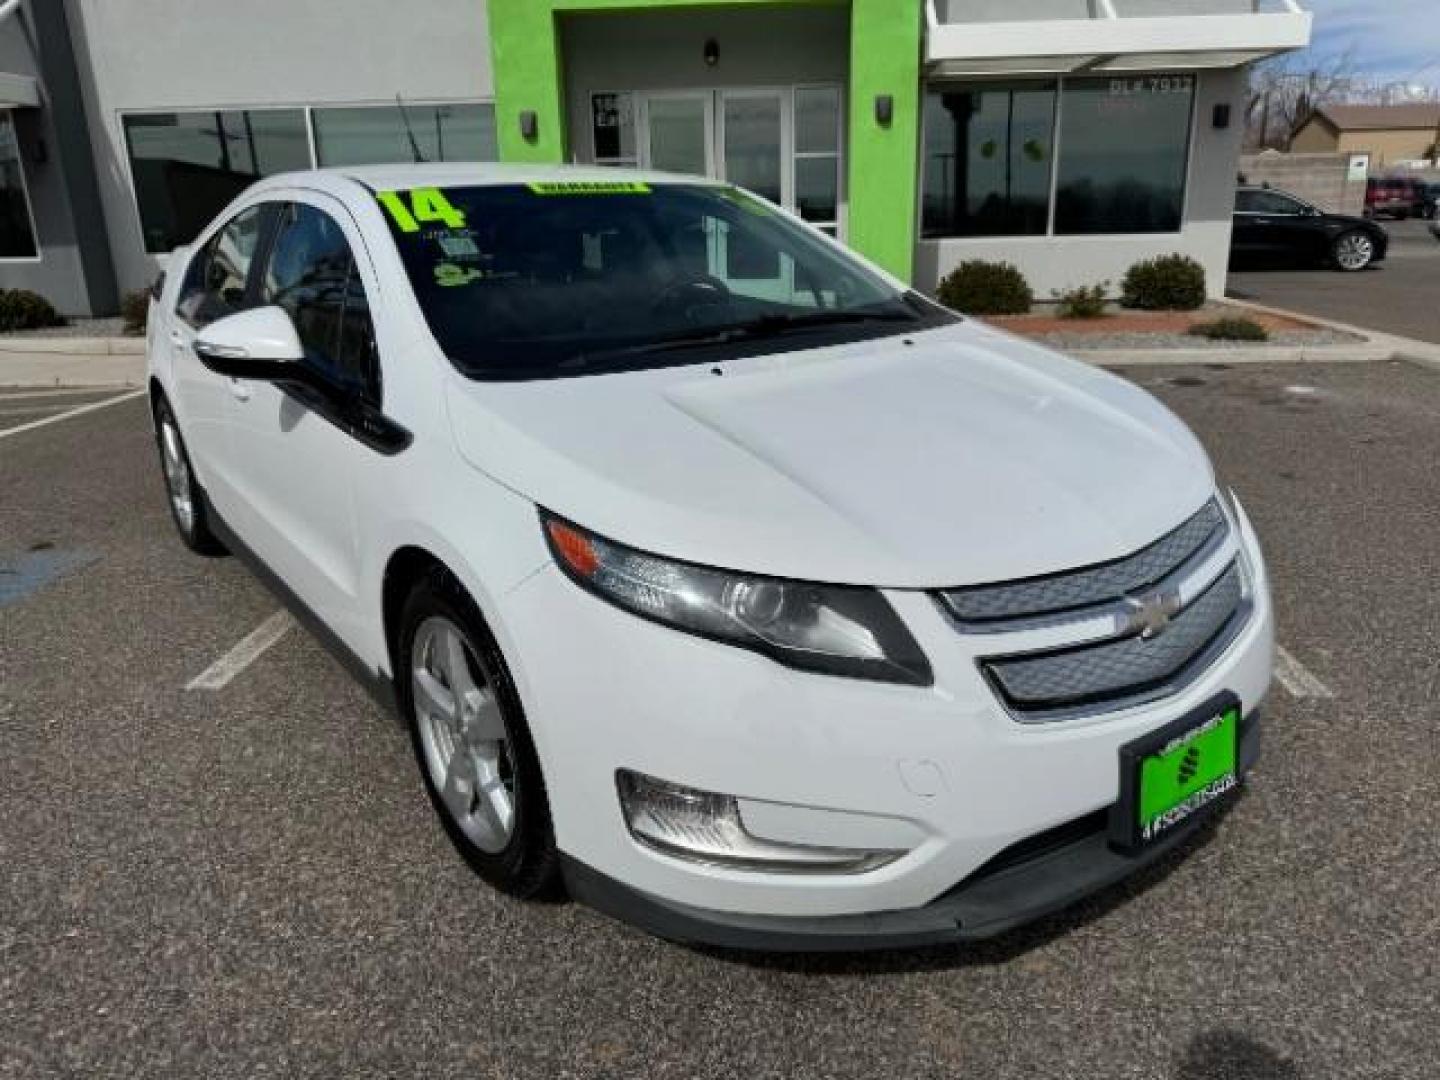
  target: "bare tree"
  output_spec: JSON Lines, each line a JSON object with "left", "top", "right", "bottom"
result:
{"left": 1245, "top": 48, "right": 1359, "bottom": 151}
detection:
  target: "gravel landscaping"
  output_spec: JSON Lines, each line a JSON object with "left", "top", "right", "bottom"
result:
{"left": 1025, "top": 326, "right": 1363, "bottom": 350}
{"left": 988, "top": 299, "right": 1366, "bottom": 352}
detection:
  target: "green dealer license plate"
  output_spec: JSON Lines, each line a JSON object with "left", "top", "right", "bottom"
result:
{"left": 1112, "top": 692, "right": 1241, "bottom": 852}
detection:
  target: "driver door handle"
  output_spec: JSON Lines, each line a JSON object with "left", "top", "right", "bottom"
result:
{"left": 228, "top": 378, "right": 251, "bottom": 402}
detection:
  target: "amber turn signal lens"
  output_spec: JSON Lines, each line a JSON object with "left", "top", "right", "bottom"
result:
{"left": 545, "top": 518, "right": 601, "bottom": 577}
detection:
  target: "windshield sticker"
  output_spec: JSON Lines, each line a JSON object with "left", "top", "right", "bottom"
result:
{"left": 526, "top": 181, "right": 651, "bottom": 196}
{"left": 434, "top": 263, "right": 487, "bottom": 288}
{"left": 437, "top": 234, "right": 481, "bottom": 258}
{"left": 377, "top": 188, "right": 468, "bottom": 233}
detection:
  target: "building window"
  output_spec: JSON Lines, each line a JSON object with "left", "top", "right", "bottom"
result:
{"left": 123, "top": 109, "right": 310, "bottom": 253}
{"left": 794, "top": 86, "right": 842, "bottom": 234}
{"left": 1055, "top": 76, "right": 1194, "bottom": 235}
{"left": 591, "top": 93, "right": 638, "bottom": 167}
{"left": 311, "top": 104, "right": 497, "bottom": 168}
{"left": 922, "top": 83, "right": 1055, "bottom": 239}
{"left": 921, "top": 73, "right": 1195, "bottom": 240}
{"left": 0, "top": 111, "right": 38, "bottom": 258}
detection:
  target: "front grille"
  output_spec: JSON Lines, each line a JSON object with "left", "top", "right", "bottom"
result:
{"left": 940, "top": 499, "right": 1226, "bottom": 629}
{"left": 982, "top": 563, "right": 1246, "bottom": 718}
{"left": 934, "top": 498, "right": 1251, "bottom": 722}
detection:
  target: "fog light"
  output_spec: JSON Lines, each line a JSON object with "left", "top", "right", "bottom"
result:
{"left": 616, "top": 771, "right": 902, "bottom": 874}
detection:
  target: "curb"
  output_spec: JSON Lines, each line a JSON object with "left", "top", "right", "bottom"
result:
{"left": 1074, "top": 343, "right": 1394, "bottom": 366}
{"left": 0, "top": 335, "right": 145, "bottom": 356}
{"left": 0, "top": 352, "right": 145, "bottom": 389}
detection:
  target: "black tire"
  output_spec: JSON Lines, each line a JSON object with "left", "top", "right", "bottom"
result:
{"left": 152, "top": 394, "right": 227, "bottom": 556}
{"left": 397, "top": 567, "right": 559, "bottom": 898}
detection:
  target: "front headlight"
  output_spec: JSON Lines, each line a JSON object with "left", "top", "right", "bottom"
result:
{"left": 541, "top": 512, "right": 932, "bottom": 686}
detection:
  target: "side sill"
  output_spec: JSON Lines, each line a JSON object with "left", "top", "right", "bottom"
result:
{"left": 204, "top": 492, "right": 400, "bottom": 722}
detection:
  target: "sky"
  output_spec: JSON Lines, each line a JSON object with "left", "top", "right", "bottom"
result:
{"left": 1303, "top": 0, "right": 1440, "bottom": 88}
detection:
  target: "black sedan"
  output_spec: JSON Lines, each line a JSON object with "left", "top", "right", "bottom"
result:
{"left": 1230, "top": 186, "right": 1389, "bottom": 272}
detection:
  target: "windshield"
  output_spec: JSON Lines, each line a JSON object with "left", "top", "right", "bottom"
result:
{"left": 375, "top": 182, "right": 954, "bottom": 379}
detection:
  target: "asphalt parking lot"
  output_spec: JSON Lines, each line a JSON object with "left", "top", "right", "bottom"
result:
{"left": 2, "top": 363, "right": 1438, "bottom": 1079}
{"left": 1229, "top": 217, "right": 1440, "bottom": 344}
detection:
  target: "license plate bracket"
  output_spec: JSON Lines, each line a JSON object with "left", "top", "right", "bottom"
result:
{"left": 1110, "top": 691, "right": 1241, "bottom": 854}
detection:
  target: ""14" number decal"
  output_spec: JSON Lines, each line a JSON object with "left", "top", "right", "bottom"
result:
{"left": 377, "top": 188, "right": 467, "bottom": 232}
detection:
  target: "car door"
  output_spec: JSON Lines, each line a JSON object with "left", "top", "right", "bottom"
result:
{"left": 169, "top": 203, "right": 272, "bottom": 520}
{"left": 223, "top": 194, "right": 383, "bottom": 649}
{"left": 1230, "top": 190, "right": 1265, "bottom": 257}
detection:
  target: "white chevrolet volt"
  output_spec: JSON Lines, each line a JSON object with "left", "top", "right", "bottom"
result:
{"left": 147, "top": 165, "right": 1272, "bottom": 950}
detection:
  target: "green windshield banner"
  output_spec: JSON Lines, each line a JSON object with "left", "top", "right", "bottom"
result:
{"left": 526, "top": 181, "right": 651, "bottom": 196}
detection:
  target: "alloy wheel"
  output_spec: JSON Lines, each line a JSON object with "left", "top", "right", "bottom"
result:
{"left": 411, "top": 615, "right": 517, "bottom": 853}
{"left": 1335, "top": 233, "right": 1373, "bottom": 271}
{"left": 159, "top": 417, "right": 195, "bottom": 534}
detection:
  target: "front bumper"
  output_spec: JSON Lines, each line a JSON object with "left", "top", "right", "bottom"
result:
{"left": 563, "top": 712, "right": 1258, "bottom": 952}
{"left": 493, "top": 501, "right": 1274, "bottom": 944}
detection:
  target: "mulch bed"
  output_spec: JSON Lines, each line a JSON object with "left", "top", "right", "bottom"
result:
{"left": 988, "top": 302, "right": 1315, "bottom": 337}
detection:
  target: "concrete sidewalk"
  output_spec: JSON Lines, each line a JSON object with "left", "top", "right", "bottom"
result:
{"left": 0, "top": 335, "right": 145, "bottom": 389}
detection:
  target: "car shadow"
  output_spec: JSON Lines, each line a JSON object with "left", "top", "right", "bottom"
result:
{"left": 684, "top": 790, "right": 1245, "bottom": 976}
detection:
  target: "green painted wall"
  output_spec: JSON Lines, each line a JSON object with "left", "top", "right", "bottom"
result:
{"left": 845, "top": 0, "right": 921, "bottom": 280}
{"left": 487, "top": 0, "right": 922, "bottom": 280}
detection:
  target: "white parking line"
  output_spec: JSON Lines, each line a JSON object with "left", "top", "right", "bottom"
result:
{"left": 0, "top": 388, "right": 145, "bottom": 440}
{"left": 186, "top": 611, "right": 294, "bottom": 691}
{"left": 1274, "top": 645, "right": 1334, "bottom": 699}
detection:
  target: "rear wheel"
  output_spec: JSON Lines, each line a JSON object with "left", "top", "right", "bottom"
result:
{"left": 1331, "top": 231, "right": 1375, "bottom": 272}
{"left": 153, "top": 395, "right": 226, "bottom": 555}
{"left": 398, "top": 569, "right": 558, "bottom": 898}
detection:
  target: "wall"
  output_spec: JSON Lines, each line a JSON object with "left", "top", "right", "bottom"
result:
{"left": 914, "top": 67, "right": 1246, "bottom": 299}
{"left": 64, "top": 0, "right": 496, "bottom": 294}
{"left": 561, "top": 6, "right": 850, "bottom": 163}
{"left": 1238, "top": 151, "right": 1364, "bottom": 215}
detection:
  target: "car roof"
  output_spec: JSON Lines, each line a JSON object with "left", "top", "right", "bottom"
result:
{"left": 251, "top": 162, "right": 720, "bottom": 197}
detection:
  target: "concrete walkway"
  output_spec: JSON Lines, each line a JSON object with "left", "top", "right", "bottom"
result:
{"left": 0, "top": 334, "right": 145, "bottom": 388}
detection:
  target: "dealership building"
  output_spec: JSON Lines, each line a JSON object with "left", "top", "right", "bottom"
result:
{"left": 0, "top": 0, "right": 1309, "bottom": 316}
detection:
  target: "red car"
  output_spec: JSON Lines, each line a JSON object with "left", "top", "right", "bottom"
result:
{"left": 1366, "top": 176, "right": 1425, "bottom": 220}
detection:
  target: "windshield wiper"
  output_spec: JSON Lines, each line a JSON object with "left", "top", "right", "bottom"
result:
{"left": 565, "top": 307, "right": 915, "bottom": 368}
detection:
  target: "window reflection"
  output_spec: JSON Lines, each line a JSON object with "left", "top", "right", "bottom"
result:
{"left": 1054, "top": 76, "right": 1194, "bottom": 234}
{"left": 312, "top": 104, "right": 498, "bottom": 168}
{"left": 0, "top": 112, "right": 37, "bottom": 258}
{"left": 922, "top": 83, "right": 1055, "bottom": 238}
{"left": 124, "top": 110, "right": 309, "bottom": 253}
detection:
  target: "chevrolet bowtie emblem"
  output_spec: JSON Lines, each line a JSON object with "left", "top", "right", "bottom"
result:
{"left": 1120, "top": 589, "right": 1183, "bottom": 640}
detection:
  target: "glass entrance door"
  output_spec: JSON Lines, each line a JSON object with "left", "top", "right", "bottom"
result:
{"left": 591, "top": 86, "right": 844, "bottom": 234}
{"left": 640, "top": 92, "right": 713, "bottom": 177}
{"left": 718, "top": 90, "right": 786, "bottom": 207}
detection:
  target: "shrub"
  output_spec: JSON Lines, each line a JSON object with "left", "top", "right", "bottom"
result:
{"left": 0, "top": 289, "right": 65, "bottom": 332}
{"left": 935, "top": 260, "right": 1033, "bottom": 316}
{"left": 1120, "top": 254, "right": 1206, "bottom": 311}
{"left": 1186, "top": 317, "right": 1269, "bottom": 342}
{"left": 121, "top": 289, "right": 150, "bottom": 335}
{"left": 1052, "top": 282, "right": 1109, "bottom": 319}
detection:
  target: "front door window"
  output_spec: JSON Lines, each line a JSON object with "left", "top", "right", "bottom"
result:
{"left": 588, "top": 86, "right": 843, "bottom": 236}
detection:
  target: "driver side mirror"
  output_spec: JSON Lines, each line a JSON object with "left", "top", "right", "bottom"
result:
{"left": 193, "top": 305, "right": 307, "bottom": 383}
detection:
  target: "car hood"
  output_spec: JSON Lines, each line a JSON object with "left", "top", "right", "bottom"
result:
{"left": 445, "top": 321, "right": 1216, "bottom": 588}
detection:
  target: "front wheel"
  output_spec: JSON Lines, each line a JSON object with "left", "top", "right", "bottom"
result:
{"left": 398, "top": 569, "right": 559, "bottom": 898}
{"left": 1331, "top": 231, "right": 1375, "bottom": 272}
{"left": 153, "top": 394, "right": 226, "bottom": 555}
